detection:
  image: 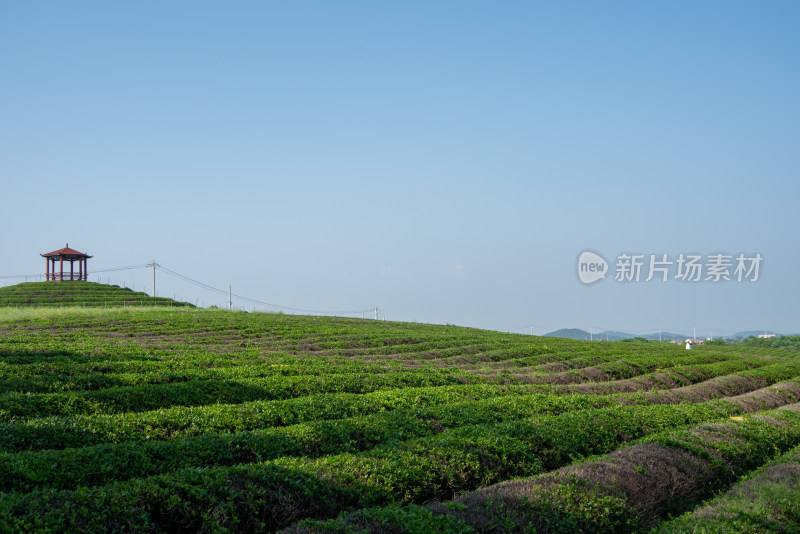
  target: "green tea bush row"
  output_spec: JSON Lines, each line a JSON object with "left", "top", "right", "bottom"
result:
{"left": 475, "top": 350, "right": 737, "bottom": 378}
{"left": 277, "top": 402, "right": 742, "bottom": 502}
{"left": 0, "top": 358, "right": 408, "bottom": 394}
{"left": 0, "top": 402, "right": 757, "bottom": 532}
{"left": 3, "top": 361, "right": 797, "bottom": 454}
{"left": 0, "top": 370, "right": 481, "bottom": 421}
{"left": 286, "top": 406, "right": 800, "bottom": 534}
{"left": 9, "top": 376, "right": 800, "bottom": 492}
{"left": 621, "top": 361, "right": 800, "bottom": 403}
{"left": 0, "top": 460, "right": 372, "bottom": 534}
{"left": 558, "top": 358, "right": 778, "bottom": 395}
{"left": 0, "top": 347, "right": 741, "bottom": 397}
{"left": 653, "top": 442, "right": 800, "bottom": 533}
{"left": 487, "top": 407, "right": 800, "bottom": 533}
{"left": 579, "top": 350, "right": 732, "bottom": 371}
{"left": 0, "top": 389, "right": 623, "bottom": 491}
{"left": 0, "top": 348, "right": 387, "bottom": 380}
{"left": 0, "top": 344, "right": 739, "bottom": 394}
{"left": 0, "top": 384, "right": 537, "bottom": 452}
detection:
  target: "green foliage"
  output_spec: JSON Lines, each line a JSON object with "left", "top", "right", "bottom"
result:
{"left": 0, "top": 369, "right": 481, "bottom": 421}
{"left": 0, "top": 281, "right": 194, "bottom": 308}
{"left": 741, "top": 335, "right": 800, "bottom": 349}
{"left": 0, "top": 308, "right": 798, "bottom": 532}
{"left": 303, "top": 406, "right": 800, "bottom": 534}
{"left": 653, "top": 443, "right": 800, "bottom": 533}
{"left": 292, "top": 503, "right": 477, "bottom": 534}
{"left": 620, "top": 336, "right": 650, "bottom": 343}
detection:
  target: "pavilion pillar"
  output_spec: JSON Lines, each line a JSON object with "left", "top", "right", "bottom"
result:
{"left": 84, "top": 258, "right": 88, "bottom": 281}
{"left": 46, "top": 257, "right": 50, "bottom": 281}
{"left": 78, "top": 259, "right": 83, "bottom": 281}
{"left": 59, "top": 256, "right": 63, "bottom": 282}
{"left": 70, "top": 260, "right": 74, "bottom": 281}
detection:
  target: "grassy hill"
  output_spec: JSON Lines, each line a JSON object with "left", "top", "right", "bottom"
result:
{"left": 0, "top": 308, "right": 799, "bottom": 532}
{"left": 0, "top": 281, "right": 194, "bottom": 308}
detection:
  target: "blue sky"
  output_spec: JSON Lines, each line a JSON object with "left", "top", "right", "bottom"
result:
{"left": 2, "top": 2, "right": 798, "bottom": 336}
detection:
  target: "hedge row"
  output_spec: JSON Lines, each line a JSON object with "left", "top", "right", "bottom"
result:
{"left": 0, "top": 384, "right": 536, "bottom": 452}
{"left": 653, "top": 442, "right": 800, "bottom": 533}
{"left": 284, "top": 406, "right": 800, "bottom": 534}
{"left": 0, "top": 344, "right": 741, "bottom": 396}
{"left": 3, "top": 361, "right": 798, "bottom": 454}
{"left": 555, "top": 357, "right": 777, "bottom": 395}
{"left": 0, "top": 370, "right": 482, "bottom": 421}
{"left": 0, "top": 358, "right": 409, "bottom": 394}
{"left": 0, "top": 389, "right": 622, "bottom": 491}
{"left": 0, "top": 401, "right": 765, "bottom": 532}
{"left": 8, "top": 376, "right": 800, "bottom": 492}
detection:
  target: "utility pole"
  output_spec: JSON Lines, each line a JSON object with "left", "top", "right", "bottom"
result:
{"left": 228, "top": 285, "right": 232, "bottom": 311}
{"left": 151, "top": 261, "right": 156, "bottom": 297}
{"left": 374, "top": 307, "right": 378, "bottom": 320}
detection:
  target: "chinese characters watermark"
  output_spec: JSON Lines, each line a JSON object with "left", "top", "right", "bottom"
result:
{"left": 578, "top": 251, "right": 763, "bottom": 285}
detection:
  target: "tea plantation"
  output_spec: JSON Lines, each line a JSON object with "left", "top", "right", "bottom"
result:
{"left": 0, "top": 281, "right": 193, "bottom": 308}
{"left": 0, "top": 289, "right": 798, "bottom": 532}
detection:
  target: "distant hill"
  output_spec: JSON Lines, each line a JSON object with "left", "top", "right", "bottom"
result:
{"left": 544, "top": 328, "right": 593, "bottom": 340}
{"left": 0, "top": 281, "right": 194, "bottom": 308}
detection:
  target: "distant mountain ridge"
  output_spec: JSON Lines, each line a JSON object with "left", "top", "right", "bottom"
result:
{"left": 543, "top": 328, "right": 789, "bottom": 341}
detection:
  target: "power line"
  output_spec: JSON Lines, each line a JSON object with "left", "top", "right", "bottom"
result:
{"left": 154, "top": 263, "right": 373, "bottom": 316}
{"left": 153, "top": 264, "right": 227, "bottom": 296}
{"left": 92, "top": 264, "right": 152, "bottom": 273}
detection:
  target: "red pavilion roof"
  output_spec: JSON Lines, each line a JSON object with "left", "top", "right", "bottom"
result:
{"left": 41, "top": 244, "right": 92, "bottom": 258}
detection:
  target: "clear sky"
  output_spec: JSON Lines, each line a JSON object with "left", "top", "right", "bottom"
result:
{"left": 2, "top": 2, "right": 798, "bottom": 336}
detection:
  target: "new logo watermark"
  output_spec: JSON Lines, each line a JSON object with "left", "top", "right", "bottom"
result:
{"left": 577, "top": 251, "right": 763, "bottom": 285}
{"left": 577, "top": 251, "right": 609, "bottom": 284}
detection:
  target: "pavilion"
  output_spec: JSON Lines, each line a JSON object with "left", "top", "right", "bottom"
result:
{"left": 41, "top": 244, "right": 92, "bottom": 281}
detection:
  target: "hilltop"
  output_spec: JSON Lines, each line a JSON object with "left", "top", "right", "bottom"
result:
{"left": 0, "top": 281, "right": 194, "bottom": 308}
